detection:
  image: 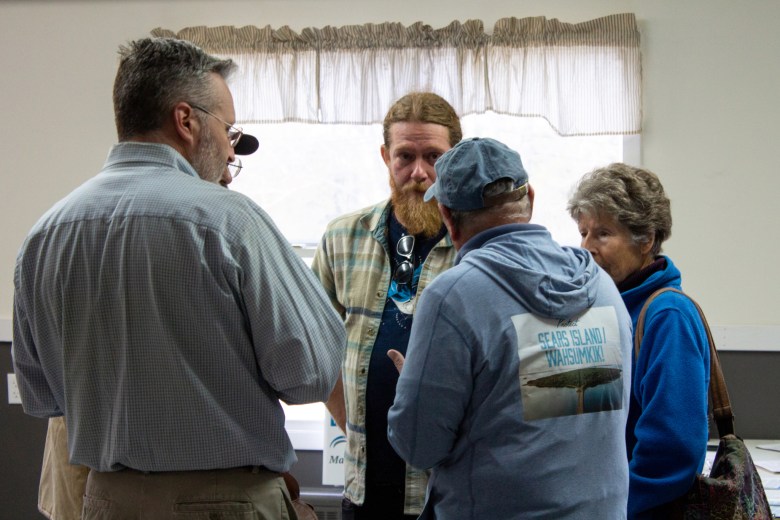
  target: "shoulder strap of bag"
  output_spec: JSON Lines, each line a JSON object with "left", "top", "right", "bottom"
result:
{"left": 634, "top": 287, "right": 735, "bottom": 437}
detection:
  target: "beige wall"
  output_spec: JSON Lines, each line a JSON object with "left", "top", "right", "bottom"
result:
{"left": 1, "top": 0, "right": 778, "bottom": 335}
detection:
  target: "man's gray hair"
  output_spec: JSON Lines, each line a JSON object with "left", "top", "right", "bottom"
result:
{"left": 113, "top": 37, "right": 236, "bottom": 140}
{"left": 449, "top": 178, "right": 531, "bottom": 231}
{"left": 567, "top": 163, "right": 672, "bottom": 256}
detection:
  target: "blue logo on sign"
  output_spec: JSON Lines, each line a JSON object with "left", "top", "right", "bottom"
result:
{"left": 329, "top": 435, "right": 346, "bottom": 448}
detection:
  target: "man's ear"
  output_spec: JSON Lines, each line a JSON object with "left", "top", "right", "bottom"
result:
{"left": 380, "top": 143, "right": 391, "bottom": 168}
{"left": 173, "top": 102, "right": 197, "bottom": 148}
{"left": 527, "top": 184, "right": 535, "bottom": 218}
{"left": 439, "top": 204, "right": 459, "bottom": 243}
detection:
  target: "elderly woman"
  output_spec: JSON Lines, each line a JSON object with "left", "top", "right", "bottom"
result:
{"left": 568, "top": 163, "right": 710, "bottom": 519}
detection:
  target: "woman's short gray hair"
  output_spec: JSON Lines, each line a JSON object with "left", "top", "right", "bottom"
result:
{"left": 567, "top": 163, "right": 671, "bottom": 256}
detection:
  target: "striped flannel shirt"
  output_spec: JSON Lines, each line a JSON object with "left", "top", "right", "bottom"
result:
{"left": 311, "top": 200, "right": 455, "bottom": 515}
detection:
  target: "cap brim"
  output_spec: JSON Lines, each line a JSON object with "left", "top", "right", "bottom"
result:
{"left": 423, "top": 183, "right": 438, "bottom": 203}
{"left": 234, "top": 134, "right": 259, "bottom": 156}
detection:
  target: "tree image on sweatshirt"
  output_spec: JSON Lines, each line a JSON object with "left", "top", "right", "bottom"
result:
{"left": 512, "top": 307, "right": 624, "bottom": 420}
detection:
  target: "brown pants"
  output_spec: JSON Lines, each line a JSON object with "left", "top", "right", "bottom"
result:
{"left": 83, "top": 466, "right": 297, "bottom": 519}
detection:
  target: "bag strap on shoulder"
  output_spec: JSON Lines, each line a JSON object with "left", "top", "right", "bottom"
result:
{"left": 635, "top": 287, "right": 735, "bottom": 437}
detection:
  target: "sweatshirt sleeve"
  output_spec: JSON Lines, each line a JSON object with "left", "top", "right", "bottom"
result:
{"left": 628, "top": 297, "right": 710, "bottom": 518}
{"left": 387, "top": 286, "right": 472, "bottom": 470}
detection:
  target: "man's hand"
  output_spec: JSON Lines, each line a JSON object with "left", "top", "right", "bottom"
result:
{"left": 387, "top": 349, "right": 405, "bottom": 374}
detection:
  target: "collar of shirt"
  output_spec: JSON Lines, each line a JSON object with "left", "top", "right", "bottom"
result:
{"left": 103, "top": 142, "right": 199, "bottom": 180}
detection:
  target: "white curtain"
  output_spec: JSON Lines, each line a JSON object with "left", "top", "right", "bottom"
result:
{"left": 152, "top": 13, "right": 641, "bottom": 136}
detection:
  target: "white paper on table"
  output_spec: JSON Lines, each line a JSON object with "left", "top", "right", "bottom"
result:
{"left": 756, "top": 443, "right": 780, "bottom": 453}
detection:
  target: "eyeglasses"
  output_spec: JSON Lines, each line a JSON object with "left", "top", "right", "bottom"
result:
{"left": 393, "top": 235, "right": 415, "bottom": 288}
{"left": 227, "top": 157, "right": 242, "bottom": 178}
{"left": 190, "top": 104, "right": 244, "bottom": 149}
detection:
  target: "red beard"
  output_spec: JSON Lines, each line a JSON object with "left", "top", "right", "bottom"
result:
{"left": 389, "top": 177, "right": 444, "bottom": 238}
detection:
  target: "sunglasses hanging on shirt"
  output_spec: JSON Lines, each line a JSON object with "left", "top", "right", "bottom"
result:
{"left": 393, "top": 235, "right": 415, "bottom": 288}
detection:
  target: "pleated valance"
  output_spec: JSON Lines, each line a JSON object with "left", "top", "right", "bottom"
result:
{"left": 152, "top": 13, "right": 641, "bottom": 135}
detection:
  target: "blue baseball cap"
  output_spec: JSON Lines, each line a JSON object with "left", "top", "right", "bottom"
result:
{"left": 425, "top": 137, "right": 529, "bottom": 211}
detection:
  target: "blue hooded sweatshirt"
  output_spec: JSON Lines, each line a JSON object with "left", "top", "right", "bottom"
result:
{"left": 621, "top": 256, "right": 710, "bottom": 519}
{"left": 388, "top": 224, "right": 633, "bottom": 519}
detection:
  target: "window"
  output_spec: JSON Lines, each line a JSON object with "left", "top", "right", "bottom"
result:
{"left": 230, "top": 113, "right": 629, "bottom": 250}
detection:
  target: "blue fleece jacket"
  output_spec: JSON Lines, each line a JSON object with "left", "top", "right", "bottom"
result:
{"left": 388, "top": 224, "right": 633, "bottom": 519}
{"left": 621, "top": 256, "right": 710, "bottom": 519}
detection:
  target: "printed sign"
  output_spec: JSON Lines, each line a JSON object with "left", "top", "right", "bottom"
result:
{"left": 322, "top": 413, "right": 346, "bottom": 485}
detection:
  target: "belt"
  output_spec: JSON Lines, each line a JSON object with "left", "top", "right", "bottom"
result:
{"left": 110, "top": 466, "right": 273, "bottom": 475}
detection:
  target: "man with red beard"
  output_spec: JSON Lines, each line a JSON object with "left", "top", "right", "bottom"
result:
{"left": 312, "top": 92, "right": 461, "bottom": 520}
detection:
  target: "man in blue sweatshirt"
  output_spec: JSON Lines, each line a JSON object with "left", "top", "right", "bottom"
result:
{"left": 388, "top": 138, "right": 633, "bottom": 519}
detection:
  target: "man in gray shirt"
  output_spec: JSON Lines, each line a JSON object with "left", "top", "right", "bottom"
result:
{"left": 13, "top": 37, "right": 345, "bottom": 519}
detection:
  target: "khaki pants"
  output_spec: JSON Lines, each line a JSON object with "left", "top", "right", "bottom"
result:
{"left": 83, "top": 465, "right": 297, "bottom": 520}
{"left": 38, "top": 417, "right": 90, "bottom": 520}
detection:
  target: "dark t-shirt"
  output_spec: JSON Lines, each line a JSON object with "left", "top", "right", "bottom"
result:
{"left": 365, "top": 214, "right": 445, "bottom": 487}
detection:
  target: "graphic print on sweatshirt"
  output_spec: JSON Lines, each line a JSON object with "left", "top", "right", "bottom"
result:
{"left": 512, "top": 307, "right": 624, "bottom": 421}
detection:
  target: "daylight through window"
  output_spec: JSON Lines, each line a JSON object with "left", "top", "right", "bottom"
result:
{"left": 230, "top": 113, "right": 627, "bottom": 250}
